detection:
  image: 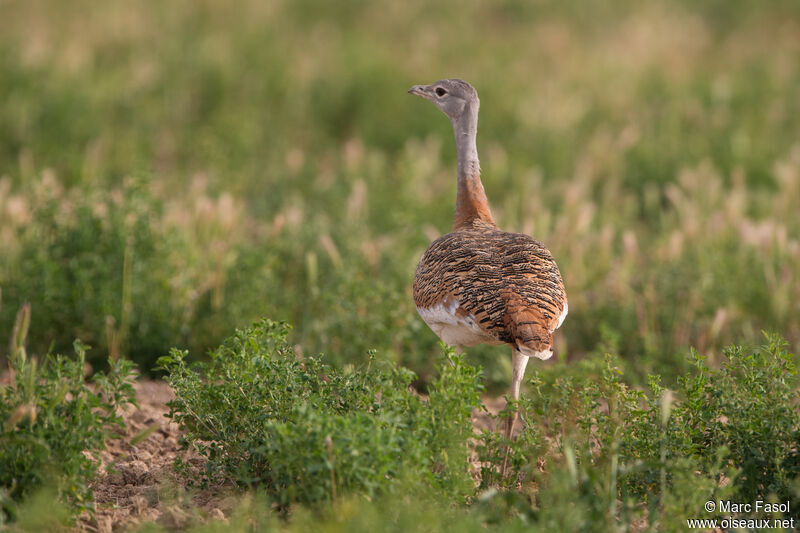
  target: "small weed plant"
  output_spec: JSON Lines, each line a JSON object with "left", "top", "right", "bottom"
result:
{"left": 0, "top": 304, "right": 138, "bottom": 524}
{"left": 160, "top": 321, "right": 799, "bottom": 530}
{"left": 477, "top": 333, "right": 799, "bottom": 530}
{"left": 158, "top": 319, "right": 483, "bottom": 508}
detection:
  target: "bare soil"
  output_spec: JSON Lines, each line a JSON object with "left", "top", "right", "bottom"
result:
{"left": 80, "top": 381, "right": 508, "bottom": 532}
{"left": 81, "top": 381, "right": 230, "bottom": 532}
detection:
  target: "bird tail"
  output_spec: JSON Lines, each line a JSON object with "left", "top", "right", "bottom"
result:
{"left": 502, "top": 290, "right": 553, "bottom": 359}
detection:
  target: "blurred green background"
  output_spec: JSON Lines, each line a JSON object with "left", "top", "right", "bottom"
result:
{"left": 1, "top": 0, "right": 799, "bottom": 389}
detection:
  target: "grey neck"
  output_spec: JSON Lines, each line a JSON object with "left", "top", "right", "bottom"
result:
{"left": 450, "top": 100, "right": 494, "bottom": 229}
{"left": 451, "top": 101, "right": 480, "bottom": 180}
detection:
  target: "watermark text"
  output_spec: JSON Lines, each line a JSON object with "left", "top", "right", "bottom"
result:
{"left": 685, "top": 500, "right": 792, "bottom": 530}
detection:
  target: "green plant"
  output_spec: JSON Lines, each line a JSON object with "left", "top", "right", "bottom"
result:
{"left": 477, "top": 335, "right": 798, "bottom": 530}
{"left": 2, "top": 0, "right": 800, "bottom": 392}
{"left": 0, "top": 180, "right": 182, "bottom": 370}
{"left": 673, "top": 333, "right": 799, "bottom": 503}
{"left": 0, "top": 304, "right": 138, "bottom": 523}
{"left": 158, "top": 319, "right": 483, "bottom": 508}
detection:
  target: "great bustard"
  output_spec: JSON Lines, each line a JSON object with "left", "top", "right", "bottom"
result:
{"left": 408, "top": 79, "right": 567, "bottom": 473}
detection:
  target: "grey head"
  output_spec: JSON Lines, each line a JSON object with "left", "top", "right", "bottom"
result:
{"left": 408, "top": 78, "right": 479, "bottom": 121}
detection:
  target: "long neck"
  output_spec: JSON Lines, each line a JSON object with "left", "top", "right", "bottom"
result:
{"left": 451, "top": 102, "right": 495, "bottom": 230}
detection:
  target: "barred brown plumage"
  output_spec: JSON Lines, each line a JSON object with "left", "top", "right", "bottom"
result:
{"left": 413, "top": 221, "right": 566, "bottom": 354}
{"left": 408, "top": 78, "right": 567, "bottom": 477}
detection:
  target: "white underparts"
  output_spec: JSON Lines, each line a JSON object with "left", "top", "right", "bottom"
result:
{"left": 517, "top": 344, "right": 553, "bottom": 360}
{"left": 416, "top": 300, "right": 502, "bottom": 348}
{"left": 417, "top": 299, "right": 566, "bottom": 358}
{"left": 556, "top": 302, "right": 568, "bottom": 330}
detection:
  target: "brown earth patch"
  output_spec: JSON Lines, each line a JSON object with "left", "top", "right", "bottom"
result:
{"left": 80, "top": 381, "right": 233, "bottom": 532}
{"left": 79, "top": 381, "right": 510, "bottom": 532}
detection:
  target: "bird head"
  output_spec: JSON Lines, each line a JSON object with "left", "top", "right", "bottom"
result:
{"left": 408, "top": 79, "right": 479, "bottom": 121}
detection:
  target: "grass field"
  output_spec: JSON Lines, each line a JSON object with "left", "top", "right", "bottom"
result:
{"left": 1, "top": 0, "right": 800, "bottom": 530}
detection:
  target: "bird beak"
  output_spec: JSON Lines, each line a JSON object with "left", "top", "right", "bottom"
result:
{"left": 408, "top": 84, "right": 431, "bottom": 100}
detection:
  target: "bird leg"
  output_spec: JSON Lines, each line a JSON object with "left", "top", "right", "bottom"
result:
{"left": 501, "top": 349, "right": 529, "bottom": 479}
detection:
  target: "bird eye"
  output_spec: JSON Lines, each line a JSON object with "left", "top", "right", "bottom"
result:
{"left": 435, "top": 87, "right": 447, "bottom": 97}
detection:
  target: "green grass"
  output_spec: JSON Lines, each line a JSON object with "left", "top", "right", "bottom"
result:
{"left": 158, "top": 319, "right": 482, "bottom": 508}
{"left": 0, "top": 305, "right": 137, "bottom": 524}
{"left": 1, "top": 0, "right": 799, "bottom": 386}
{"left": 6, "top": 324, "right": 797, "bottom": 531}
{"left": 1, "top": 0, "right": 800, "bottom": 529}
